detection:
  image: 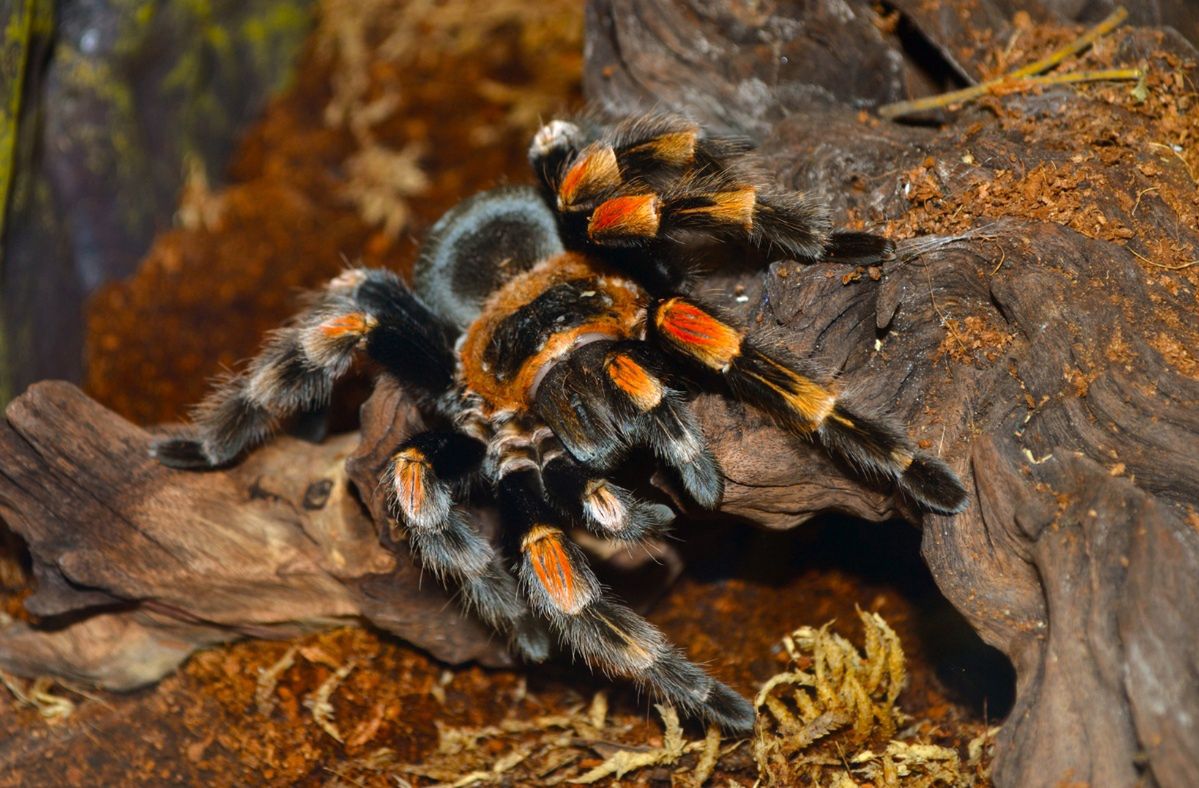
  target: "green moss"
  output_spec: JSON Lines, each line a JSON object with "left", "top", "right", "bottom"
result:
{"left": 241, "top": 3, "right": 314, "bottom": 94}
{"left": 0, "top": 0, "right": 53, "bottom": 405}
{"left": 2, "top": 0, "right": 38, "bottom": 244}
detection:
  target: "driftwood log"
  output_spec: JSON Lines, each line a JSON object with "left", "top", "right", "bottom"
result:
{"left": 2, "top": 2, "right": 1199, "bottom": 785}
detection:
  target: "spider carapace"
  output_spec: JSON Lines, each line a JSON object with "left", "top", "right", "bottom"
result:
{"left": 153, "top": 114, "right": 967, "bottom": 734}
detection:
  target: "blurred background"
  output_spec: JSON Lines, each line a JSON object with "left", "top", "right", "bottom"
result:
{"left": 0, "top": 0, "right": 583, "bottom": 418}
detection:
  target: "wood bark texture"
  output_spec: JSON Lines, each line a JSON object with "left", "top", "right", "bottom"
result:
{"left": 1, "top": 2, "right": 1198, "bottom": 786}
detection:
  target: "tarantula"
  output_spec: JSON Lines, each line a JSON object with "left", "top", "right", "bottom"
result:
{"left": 152, "top": 113, "right": 967, "bottom": 734}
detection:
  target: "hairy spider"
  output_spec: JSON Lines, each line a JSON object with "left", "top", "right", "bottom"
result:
{"left": 152, "top": 113, "right": 967, "bottom": 734}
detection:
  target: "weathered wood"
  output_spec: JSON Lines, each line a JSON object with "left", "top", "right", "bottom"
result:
{"left": 1, "top": 2, "right": 1197, "bottom": 786}
{"left": 0, "top": 380, "right": 683, "bottom": 686}
{"left": 0, "top": 381, "right": 510, "bottom": 688}
{"left": 585, "top": 2, "right": 1199, "bottom": 786}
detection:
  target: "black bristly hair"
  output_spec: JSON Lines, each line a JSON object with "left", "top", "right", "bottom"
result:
{"left": 414, "top": 185, "right": 564, "bottom": 329}
{"left": 485, "top": 278, "right": 616, "bottom": 383}
{"left": 539, "top": 450, "right": 675, "bottom": 542}
{"left": 152, "top": 268, "right": 457, "bottom": 469}
{"left": 824, "top": 230, "right": 897, "bottom": 265}
{"left": 498, "top": 466, "right": 754, "bottom": 732}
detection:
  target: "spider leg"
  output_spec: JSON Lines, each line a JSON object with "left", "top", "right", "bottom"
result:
{"left": 530, "top": 113, "right": 753, "bottom": 200}
{"left": 823, "top": 230, "right": 897, "bottom": 265}
{"left": 584, "top": 178, "right": 830, "bottom": 260}
{"left": 532, "top": 113, "right": 835, "bottom": 260}
{"left": 540, "top": 447, "right": 675, "bottom": 542}
{"left": 153, "top": 268, "right": 457, "bottom": 469}
{"left": 651, "top": 296, "right": 968, "bottom": 514}
{"left": 498, "top": 468, "right": 755, "bottom": 734}
{"left": 533, "top": 341, "right": 724, "bottom": 510}
{"left": 387, "top": 430, "right": 550, "bottom": 662}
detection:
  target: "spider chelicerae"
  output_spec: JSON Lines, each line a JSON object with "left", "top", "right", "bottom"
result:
{"left": 152, "top": 113, "right": 967, "bottom": 734}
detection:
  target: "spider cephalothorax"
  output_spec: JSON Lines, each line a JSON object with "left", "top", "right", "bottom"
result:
{"left": 152, "top": 113, "right": 967, "bottom": 734}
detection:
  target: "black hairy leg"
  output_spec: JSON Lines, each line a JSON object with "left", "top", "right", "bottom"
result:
{"left": 824, "top": 230, "right": 897, "bottom": 265}
{"left": 499, "top": 468, "right": 755, "bottom": 734}
{"left": 385, "top": 430, "right": 550, "bottom": 662}
{"left": 533, "top": 341, "right": 724, "bottom": 509}
{"left": 530, "top": 113, "right": 832, "bottom": 260}
{"left": 651, "top": 296, "right": 968, "bottom": 514}
{"left": 153, "top": 268, "right": 457, "bottom": 469}
{"left": 539, "top": 449, "right": 675, "bottom": 542}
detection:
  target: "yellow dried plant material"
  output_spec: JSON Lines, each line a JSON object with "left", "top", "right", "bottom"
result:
{"left": 690, "top": 725, "right": 722, "bottom": 787}
{"left": 255, "top": 644, "right": 298, "bottom": 716}
{"left": 393, "top": 702, "right": 595, "bottom": 785}
{"left": 312, "top": 0, "right": 583, "bottom": 236}
{"left": 349, "top": 611, "right": 988, "bottom": 786}
{"left": 340, "top": 142, "right": 430, "bottom": 239}
{"left": 0, "top": 670, "right": 76, "bottom": 722}
{"left": 847, "top": 740, "right": 962, "bottom": 786}
{"left": 586, "top": 689, "right": 607, "bottom": 731}
{"left": 966, "top": 725, "right": 1001, "bottom": 782}
{"left": 390, "top": 696, "right": 729, "bottom": 787}
{"left": 303, "top": 659, "right": 356, "bottom": 742}
{"left": 572, "top": 704, "right": 686, "bottom": 783}
{"left": 757, "top": 610, "right": 907, "bottom": 749}
{"left": 752, "top": 609, "right": 971, "bottom": 785}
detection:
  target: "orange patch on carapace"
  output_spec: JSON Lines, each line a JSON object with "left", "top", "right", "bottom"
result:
{"left": 458, "top": 252, "right": 648, "bottom": 412}
{"left": 588, "top": 194, "right": 661, "bottom": 242}
{"left": 654, "top": 298, "right": 743, "bottom": 370}
{"left": 605, "top": 353, "right": 663, "bottom": 411}
{"left": 559, "top": 144, "right": 621, "bottom": 210}
{"left": 522, "top": 525, "right": 584, "bottom": 613}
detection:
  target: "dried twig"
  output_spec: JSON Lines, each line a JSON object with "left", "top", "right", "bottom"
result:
{"left": 879, "top": 7, "right": 1139, "bottom": 119}
{"left": 879, "top": 68, "right": 1142, "bottom": 120}
{"left": 1006, "top": 6, "right": 1129, "bottom": 78}
{"left": 304, "top": 660, "right": 357, "bottom": 742}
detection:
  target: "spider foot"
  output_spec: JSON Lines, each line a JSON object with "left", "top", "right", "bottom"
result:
{"left": 150, "top": 436, "right": 221, "bottom": 469}
{"left": 541, "top": 454, "right": 675, "bottom": 541}
{"left": 513, "top": 514, "right": 754, "bottom": 734}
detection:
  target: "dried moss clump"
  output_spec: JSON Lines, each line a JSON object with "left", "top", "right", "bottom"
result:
{"left": 753, "top": 609, "right": 986, "bottom": 787}
{"left": 376, "top": 693, "right": 724, "bottom": 787}
{"left": 314, "top": 0, "right": 584, "bottom": 239}
{"left": 323, "top": 612, "right": 995, "bottom": 786}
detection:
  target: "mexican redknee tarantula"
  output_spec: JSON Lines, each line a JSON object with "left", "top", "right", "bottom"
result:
{"left": 152, "top": 113, "right": 967, "bottom": 734}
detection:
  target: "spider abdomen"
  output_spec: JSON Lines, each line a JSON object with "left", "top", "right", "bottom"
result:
{"left": 457, "top": 252, "right": 648, "bottom": 411}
